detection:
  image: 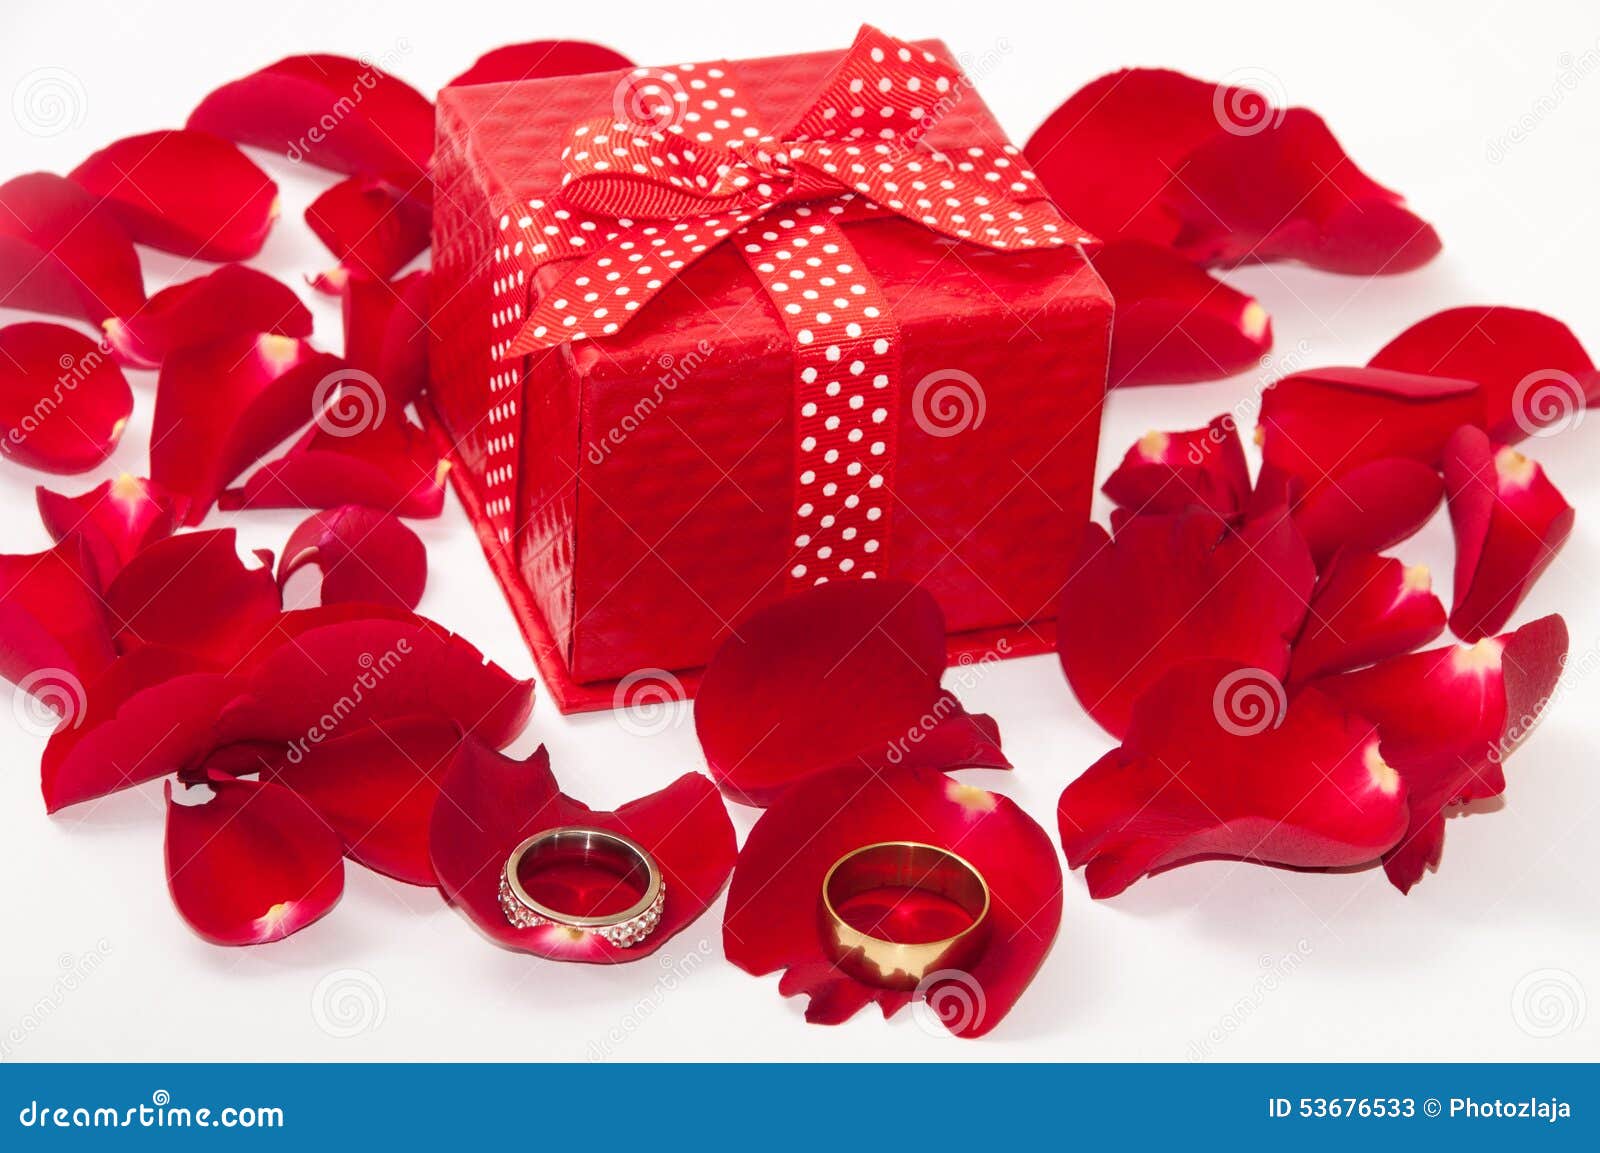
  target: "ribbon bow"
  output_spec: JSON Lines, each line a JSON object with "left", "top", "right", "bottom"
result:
{"left": 506, "top": 25, "right": 1091, "bottom": 355}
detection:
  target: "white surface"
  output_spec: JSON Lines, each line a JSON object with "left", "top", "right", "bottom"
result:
{"left": 2, "top": 0, "right": 1597, "bottom": 1061}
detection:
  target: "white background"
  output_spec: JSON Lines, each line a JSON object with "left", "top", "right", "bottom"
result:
{"left": 2, "top": 0, "right": 1597, "bottom": 1061}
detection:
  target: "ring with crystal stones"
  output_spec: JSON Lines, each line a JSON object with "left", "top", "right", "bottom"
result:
{"left": 498, "top": 826, "right": 665, "bottom": 947}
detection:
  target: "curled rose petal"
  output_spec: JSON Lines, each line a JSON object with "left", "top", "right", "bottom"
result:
{"left": 694, "top": 581, "right": 1008, "bottom": 807}
{"left": 188, "top": 56, "right": 434, "bottom": 191}
{"left": 341, "top": 272, "right": 429, "bottom": 411}
{"left": 264, "top": 716, "right": 460, "bottom": 886}
{"left": 1288, "top": 551, "right": 1446, "bottom": 683}
{"left": 305, "top": 179, "right": 430, "bottom": 289}
{"left": 0, "top": 172, "right": 145, "bottom": 324}
{"left": 103, "top": 528, "right": 281, "bottom": 665}
{"left": 150, "top": 334, "right": 343, "bottom": 524}
{"left": 1368, "top": 306, "right": 1599, "bottom": 442}
{"left": 1257, "top": 366, "right": 1481, "bottom": 493}
{"left": 724, "top": 765, "right": 1061, "bottom": 1036}
{"left": 1281, "top": 457, "right": 1445, "bottom": 568}
{"left": 1090, "top": 241, "right": 1271, "bottom": 387}
{"left": 1057, "top": 508, "right": 1315, "bottom": 738}
{"left": 1318, "top": 615, "right": 1567, "bottom": 891}
{"left": 279, "top": 505, "right": 427, "bottom": 610}
{"left": 0, "top": 538, "right": 115, "bottom": 698}
{"left": 37, "top": 474, "right": 178, "bottom": 589}
{"left": 1058, "top": 660, "right": 1409, "bottom": 897}
{"left": 430, "top": 741, "right": 735, "bottom": 962}
{"left": 0, "top": 322, "right": 133, "bottom": 473}
{"left": 102, "top": 264, "right": 311, "bottom": 370}
{"left": 165, "top": 774, "right": 344, "bottom": 945}
{"left": 1101, "top": 416, "right": 1252, "bottom": 520}
{"left": 1442, "top": 426, "right": 1573, "bottom": 641}
{"left": 68, "top": 129, "right": 279, "bottom": 262}
{"left": 447, "top": 41, "right": 633, "bottom": 87}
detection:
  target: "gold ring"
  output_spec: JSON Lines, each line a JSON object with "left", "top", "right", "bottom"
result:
{"left": 498, "top": 827, "right": 665, "bottom": 947}
{"left": 819, "top": 841, "right": 990, "bottom": 989}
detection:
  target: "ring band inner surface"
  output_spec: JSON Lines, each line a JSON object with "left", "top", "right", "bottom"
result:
{"left": 506, "top": 828, "right": 659, "bottom": 928}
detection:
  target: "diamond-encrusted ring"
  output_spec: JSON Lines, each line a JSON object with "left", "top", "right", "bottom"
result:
{"left": 498, "top": 827, "right": 665, "bottom": 947}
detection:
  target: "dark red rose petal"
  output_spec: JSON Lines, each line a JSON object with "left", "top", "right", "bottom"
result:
{"left": 1258, "top": 366, "right": 1481, "bottom": 494}
{"left": 1091, "top": 241, "right": 1271, "bottom": 387}
{"left": 1369, "top": 306, "right": 1599, "bottom": 443}
{"left": 305, "top": 179, "right": 430, "bottom": 291}
{"left": 448, "top": 41, "right": 633, "bottom": 88}
{"left": 68, "top": 129, "right": 279, "bottom": 262}
{"left": 264, "top": 716, "right": 459, "bottom": 886}
{"left": 37, "top": 474, "right": 179, "bottom": 588}
{"left": 150, "top": 334, "right": 343, "bottom": 524}
{"left": 431, "top": 741, "right": 735, "bottom": 963}
{"left": 1101, "top": 416, "right": 1252, "bottom": 520}
{"left": 103, "top": 528, "right": 281, "bottom": 666}
{"left": 165, "top": 773, "right": 343, "bottom": 945}
{"left": 0, "top": 172, "right": 145, "bottom": 324}
{"left": 1283, "top": 457, "right": 1445, "bottom": 569}
{"left": 1442, "top": 427, "right": 1573, "bottom": 641}
{"left": 188, "top": 55, "right": 434, "bottom": 191}
{"left": 279, "top": 504, "right": 426, "bottom": 610}
{"left": 102, "top": 264, "right": 311, "bottom": 370}
{"left": 0, "top": 322, "right": 133, "bottom": 474}
{"left": 694, "top": 581, "right": 1008, "bottom": 807}
{"left": 1058, "top": 660, "right": 1409, "bottom": 897}
{"left": 1288, "top": 551, "right": 1446, "bottom": 683}
{"left": 725, "top": 765, "right": 1061, "bottom": 1036}
{"left": 1057, "top": 508, "right": 1315, "bottom": 738}
{"left": 0, "top": 538, "right": 115, "bottom": 700}
{"left": 341, "top": 272, "right": 429, "bottom": 411}
{"left": 1319, "top": 615, "right": 1567, "bottom": 891}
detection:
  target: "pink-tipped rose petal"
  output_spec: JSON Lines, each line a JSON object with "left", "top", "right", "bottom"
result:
{"left": 0, "top": 322, "right": 133, "bottom": 473}
{"left": 1101, "top": 416, "right": 1252, "bottom": 520}
{"left": 37, "top": 474, "right": 179, "bottom": 588}
{"left": 0, "top": 172, "right": 145, "bottom": 324}
{"left": 279, "top": 505, "right": 426, "bottom": 610}
{"left": 1289, "top": 551, "right": 1446, "bottom": 683}
{"left": 102, "top": 264, "right": 311, "bottom": 370}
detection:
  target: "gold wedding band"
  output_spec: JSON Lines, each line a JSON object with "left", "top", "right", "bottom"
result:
{"left": 498, "top": 827, "right": 665, "bottom": 947}
{"left": 820, "top": 841, "right": 990, "bottom": 989}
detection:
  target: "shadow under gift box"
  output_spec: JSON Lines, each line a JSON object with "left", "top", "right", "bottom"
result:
{"left": 427, "top": 40, "right": 1112, "bottom": 713}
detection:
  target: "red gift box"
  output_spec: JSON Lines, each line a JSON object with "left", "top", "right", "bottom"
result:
{"left": 428, "top": 28, "right": 1111, "bottom": 712}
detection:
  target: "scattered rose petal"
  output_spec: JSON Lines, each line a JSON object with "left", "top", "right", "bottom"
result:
{"left": 447, "top": 41, "right": 633, "bottom": 88}
{"left": 102, "top": 264, "right": 311, "bottom": 370}
{"left": 68, "top": 129, "right": 279, "bottom": 262}
{"left": 1058, "top": 660, "right": 1409, "bottom": 897}
{"left": 341, "top": 271, "right": 429, "bottom": 410}
{"left": 37, "top": 475, "right": 179, "bottom": 589}
{"left": 695, "top": 581, "right": 1008, "bottom": 807}
{"left": 0, "top": 322, "right": 134, "bottom": 473}
{"left": 1280, "top": 457, "right": 1445, "bottom": 568}
{"left": 1057, "top": 508, "right": 1315, "bottom": 738}
{"left": 305, "top": 178, "right": 430, "bottom": 289}
{"left": 1288, "top": 551, "right": 1446, "bottom": 683}
{"left": 1091, "top": 241, "right": 1272, "bottom": 386}
{"left": 0, "top": 172, "right": 145, "bottom": 324}
{"left": 725, "top": 765, "right": 1061, "bottom": 1036}
{"left": 1368, "top": 306, "right": 1599, "bottom": 442}
{"left": 150, "top": 333, "right": 343, "bottom": 524}
{"left": 0, "top": 538, "right": 115, "bottom": 699}
{"left": 431, "top": 741, "right": 735, "bottom": 962}
{"left": 1442, "top": 426, "right": 1573, "bottom": 641}
{"left": 1101, "top": 416, "right": 1252, "bottom": 520}
{"left": 165, "top": 773, "right": 343, "bottom": 945}
{"left": 279, "top": 505, "right": 426, "bottom": 610}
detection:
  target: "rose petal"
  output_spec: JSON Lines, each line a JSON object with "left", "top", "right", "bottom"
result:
{"left": 103, "top": 528, "right": 281, "bottom": 665}
{"left": 37, "top": 474, "right": 179, "bottom": 589}
{"left": 1057, "top": 508, "right": 1315, "bottom": 738}
{"left": 305, "top": 178, "right": 430, "bottom": 288}
{"left": 188, "top": 56, "right": 434, "bottom": 191}
{"left": 430, "top": 741, "right": 735, "bottom": 962}
{"left": 263, "top": 716, "right": 460, "bottom": 886}
{"left": 694, "top": 581, "right": 1009, "bottom": 807}
{"left": 1318, "top": 615, "right": 1567, "bottom": 891}
{"left": 1091, "top": 241, "right": 1272, "bottom": 386}
{"left": 68, "top": 129, "right": 279, "bottom": 262}
{"left": 165, "top": 774, "right": 344, "bottom": 945}
{"left": 1058, "top": 660, "right": 1409, "bottom": 897}
{"left": 0, "top": 322, "right": 133, "bottom": 473}
{"left": 1281, "top": 457, "right": 1445, "bottom": 568}
{"left": 1442, "top": 427, "right": 1574, "bottom": 641}
{"left": 0, "top": 172, "right": 145, "bottom": 324}
{"left": 724, "top": 765, "right": 1061, "bottom": 1036}
{"left": 1368, "top": 306, "right": 1599, "bottom": 442}
{"left": 101, "top": 264, "right": 311, "bottom": 370}
{"left": 279, "top": 505, "right": 427, "bottom": 610}
{"left": 341, "top": 272, "right": 429, "bottom": 411}
{"left": 447, "top": 41, "right": 633, "bottom": 88}
{"left": 0, "top": 538, "right": 115, "bottom": 700}
{"left": 1288, "top": 551, "right": 1446, "bottom": 683}
{"left": 150, "top": 333, "right": 342, "bottom": 523}
{"left": 1101, "top": 416, "right": 1253, "bottom": 520}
